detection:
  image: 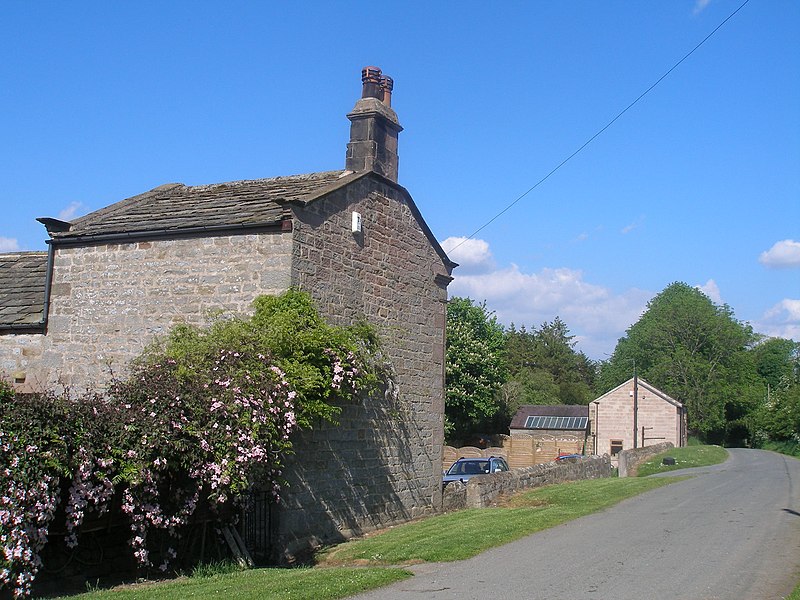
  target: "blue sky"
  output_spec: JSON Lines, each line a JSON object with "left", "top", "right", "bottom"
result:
{"left": 1, "top": 1, "right": 798, "bottom": 359}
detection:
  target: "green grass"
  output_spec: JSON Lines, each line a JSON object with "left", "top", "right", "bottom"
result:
{"left": 47, "top": 476, "right": 688, "bottom": 599}
{"left": 319, "top": 476, "right": 681, "bottom": 566}
{"left": 51, "top": 567, "right": 411, "bottom": 600}
{"left": 635, "top": 444, "right": 728, "bottom": 477}
{"left": 760, "top": 439, "right": 800, "bottom": 458}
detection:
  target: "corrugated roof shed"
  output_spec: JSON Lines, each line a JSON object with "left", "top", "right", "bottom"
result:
{"left": 0, "top": 252, "right": 48, "bottom": 330}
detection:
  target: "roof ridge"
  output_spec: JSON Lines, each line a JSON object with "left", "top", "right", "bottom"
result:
{"left": 187, "top": 170, "right": 346, "bottom": 191}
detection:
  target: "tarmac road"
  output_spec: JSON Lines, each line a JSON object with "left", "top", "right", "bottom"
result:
{"left": 349, "top": 449, "right": 800, "bottom": 600}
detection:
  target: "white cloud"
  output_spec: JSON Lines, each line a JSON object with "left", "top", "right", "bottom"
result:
{"left": 756, "top": 299, "right": 800, "bottom": 341}
{"left": 621, "top": 216, "right": 644, "bottom": 235}
{"left": 0, "top": 237, "right": 20, "bottom": 252}
{"left": 441, "top": 236, "right": 495, "bottom": 274}
{"left": 759, "top": 239, "right": 800, "bottom": 268}
{"left": 58, "top": 201, "right": 86, "bottom": 222}
{"left": 693, "top": 0, "right": 712, "bottom": 15}
{"left": 696, "top": 279, "right": 722, "bottom": 304}
{"left": 446, "top": 239, "right": 653, "bottom": 359}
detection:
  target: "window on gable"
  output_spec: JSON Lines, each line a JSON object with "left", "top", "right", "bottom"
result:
{"left": 610, "top": 439, "right": 623, "bottom": 456}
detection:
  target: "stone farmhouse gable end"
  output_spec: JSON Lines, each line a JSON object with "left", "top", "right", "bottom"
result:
{"left": 0, "top": 66, "right": 456, "bottom": 561}
{"left": 589, "top": 377, "right": 687, "bottom": 460}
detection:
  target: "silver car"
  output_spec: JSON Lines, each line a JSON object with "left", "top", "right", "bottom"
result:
{"left": 442, "top": 456, "right": 510, "bottom": 486}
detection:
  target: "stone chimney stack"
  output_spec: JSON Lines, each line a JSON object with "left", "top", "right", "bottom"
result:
{"left": 346, "top": 66, "right": 402, "bottom": 182}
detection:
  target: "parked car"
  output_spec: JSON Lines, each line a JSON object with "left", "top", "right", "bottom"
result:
{"left": 556, "top": 453, "right": 582, "bottom": 463}
{"left": 442, "top": 456, "right": 510, "bottom": 486}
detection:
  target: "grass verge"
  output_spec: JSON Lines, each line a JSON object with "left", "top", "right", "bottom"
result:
{"left": 52, "top": 567, "right": 412, "bottom": 600}
{"left": 635, "top": 444, "right": 728, "bottom": 477}
{"left": 49, "top": 474, "right": 687, "bottom": 599}
{"left": 760, "top": 439, "right": 800, "bottom": 458}
{"left": 319, "top": 476, "right": 681, "bottom": 566}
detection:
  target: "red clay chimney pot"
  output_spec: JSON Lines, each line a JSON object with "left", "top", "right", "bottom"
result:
{"left": 361, "top": 66, "right": 383, "bottom": 99}
{"left": 381, "top": 75, "right": 393, "bottom": 106}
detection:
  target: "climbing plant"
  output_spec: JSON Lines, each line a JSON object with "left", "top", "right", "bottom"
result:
{"left": 0, "top": 289, "right": 383, "bottom": 598}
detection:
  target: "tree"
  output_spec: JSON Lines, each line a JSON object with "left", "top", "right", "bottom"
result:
{"left": 752, "top": 337, "right": 800, "bottom": 389}
{"left": 599, "top": 282, "right": 757, "bottom": 441}
{"left": 445, "top": 297, "right": 506, "bottom": 441}
{"left": 502, "top": 319, "right": 596, "bottom": 409}
{"left": 747, "top": 338, "right": 800, "bottom": 444}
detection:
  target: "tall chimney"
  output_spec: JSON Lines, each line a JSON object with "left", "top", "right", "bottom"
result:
{"left": 346, "top": 66, "right": 403, "bottom": 182}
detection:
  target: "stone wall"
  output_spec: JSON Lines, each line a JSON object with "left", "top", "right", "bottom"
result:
{"left": 0, "top": 232, "right": 292, "bottom": 392}
{"left": 442, "top": 455, "right": 613, "bottom": 510}
{"left": 0, "top": 332, "right": 45, "bottom": 392}
{"left": 277, "top": 177, "right": 449, "bottom": 559}
{"left": 618, "top": 441, "right": 674, "bottom": 478}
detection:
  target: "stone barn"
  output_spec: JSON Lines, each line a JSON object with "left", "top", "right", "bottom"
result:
{"left": 0, "top": 66, "right": 456, "bottom": 560}
{"left": 589, "top": 377, "right": 687, "bottom": 462}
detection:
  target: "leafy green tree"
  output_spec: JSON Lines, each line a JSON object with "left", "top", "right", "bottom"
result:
{"left": 503, "top": 318, "right": 596, "bottom": 408}
{"left": 747, "top": 338, "right": 800, "bottom": 444}
{"left": 445, "top": 297, "right": 506, "bottom": 441}
{"left": 599, "top": 282, "right": 757, "bottom": 441}
{"left": 752, "top": 337, "right": 800, "bottom": 389}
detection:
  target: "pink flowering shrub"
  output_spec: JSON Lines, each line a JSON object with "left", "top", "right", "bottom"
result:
{"left": 0, "top": 290, "right": 382, "bottom": 597}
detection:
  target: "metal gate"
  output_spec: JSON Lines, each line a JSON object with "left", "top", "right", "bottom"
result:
{"left": 238, "top": 490, "right": 273, "bottom": 564}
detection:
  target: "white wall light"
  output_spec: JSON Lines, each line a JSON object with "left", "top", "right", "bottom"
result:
{"left": 352, "top": 211, "right": 362, "bottom": 234}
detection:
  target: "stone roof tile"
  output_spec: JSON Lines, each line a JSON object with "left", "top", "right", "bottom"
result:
{"left": 54, "top": 170, "right": 352, "bottom": 240}
{"left": 0, "top": 252, "right": 47, "bottom": 329}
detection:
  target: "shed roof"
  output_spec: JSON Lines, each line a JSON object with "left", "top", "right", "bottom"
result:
{"left": 510, "top": 404, "right": 589, "bottom": 429}
{"left": 49, "top": 170, "right": 355, "bottom": 242}
{"left": 0, "top": 252, "right": 48, "bottom": 331}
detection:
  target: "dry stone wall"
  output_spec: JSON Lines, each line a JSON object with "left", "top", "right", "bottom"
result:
{"left": 618, "top": 441, "right": 674, "bottom": 477}
{"left": 442, "top": 455, "right": 613, "bottom": 510}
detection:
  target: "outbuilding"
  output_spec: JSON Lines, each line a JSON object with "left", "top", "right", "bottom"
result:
{"left": 589, "top": 377, "right": 687, "bottom": 461}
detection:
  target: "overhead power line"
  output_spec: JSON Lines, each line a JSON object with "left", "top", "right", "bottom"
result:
{"left": 448, "top": 0, "right": 751, "bottom": 254}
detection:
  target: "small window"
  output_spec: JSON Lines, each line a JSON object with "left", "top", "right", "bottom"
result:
{"left": 610, "top": 440, "right": 623, "bottom": 456}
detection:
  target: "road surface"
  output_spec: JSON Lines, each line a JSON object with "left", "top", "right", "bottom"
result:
{"left": 350, "top": 449, "right": 800, "bottom": 600}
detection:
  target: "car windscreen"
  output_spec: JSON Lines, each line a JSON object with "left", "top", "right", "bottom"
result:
{"left": 447, "top": 460, "right": 489, "bottom": 475}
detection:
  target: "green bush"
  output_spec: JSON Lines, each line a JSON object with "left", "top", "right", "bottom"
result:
{"left": 1, "top": 290, "right": 384, "bottom": 598}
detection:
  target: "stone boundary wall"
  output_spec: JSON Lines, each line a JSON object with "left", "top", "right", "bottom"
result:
{"left": 618, "top": 442, "right": 674, "bottom": 477}
{"left": 441, "top": 455, "right": 612, "bottom": 510}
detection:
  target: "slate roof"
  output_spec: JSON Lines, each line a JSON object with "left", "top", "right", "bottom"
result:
{"left": 51, "top": 170, "right": 354, "bottom": 241}
{"left": 0, "top": 252, "right": 48, "bottom": 330}
{"left": 509, "top": 404, "right": 589, "bottom": 430}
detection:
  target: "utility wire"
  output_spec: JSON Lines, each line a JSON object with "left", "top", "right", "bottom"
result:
{"left": 448, "top": 0, "right": 751, "bottom": 254}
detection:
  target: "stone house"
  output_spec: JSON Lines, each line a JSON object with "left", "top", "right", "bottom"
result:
{"left": 589, "top": 377, "right": 687, "bottom": 461}
{"left": 0, "top": 66, "right": 456, "bottom": 560}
